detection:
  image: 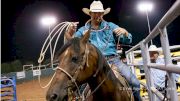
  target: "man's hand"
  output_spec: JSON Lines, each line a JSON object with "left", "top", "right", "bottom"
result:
{"left": 113, "top": 27, "right": 129, "bottom": 37}
{"left": 65, "top": 22, "right": 79, "bottom": 40}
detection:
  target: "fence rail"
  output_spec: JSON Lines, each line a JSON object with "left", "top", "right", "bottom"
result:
{"left": 126, "top": 0, "right": 180, "bottom": 101}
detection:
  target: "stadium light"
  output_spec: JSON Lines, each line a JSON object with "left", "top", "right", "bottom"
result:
{"left": 40, "top": 15, "right": 57, "bottom": 68}
{"left": 138, "top": 1, "right": 154, "bottom": 45}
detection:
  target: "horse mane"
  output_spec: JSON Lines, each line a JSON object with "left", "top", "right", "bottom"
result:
{"left": 56, "top": 37, "right": 82, "bottom": 57}
{"left": 55, "top": 37, "right": 107, "bottom": 74}
{"left": 91, "top": 44, "right": 108, "bottom": 76}
{"left": 92, "top": 44, "right": 120, "bottom": 85}
{"left": 55, "top": 40, "right": 71, "bottom": 60}
{"left": 71, "top": 38, "right": 81, "bottom": 53}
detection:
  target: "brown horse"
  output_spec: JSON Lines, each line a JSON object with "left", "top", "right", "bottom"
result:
{"left": 46, "top": 30, "right": 134, "bottom": 101}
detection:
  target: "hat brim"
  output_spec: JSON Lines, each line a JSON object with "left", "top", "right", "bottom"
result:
{"left": 149, "top": 49, "right": 159, "bottom": 52}
{"left": 82, "top": 8, "right": 111, "bottom": 16}
{"left": 149, "top": 50, "right": 162, "bottom": 55}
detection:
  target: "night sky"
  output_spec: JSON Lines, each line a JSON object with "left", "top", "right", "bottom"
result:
{"left": 2, "top": 0, "right": 180, "bottom": 63}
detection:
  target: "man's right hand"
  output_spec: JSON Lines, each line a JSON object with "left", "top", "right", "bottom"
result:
{"left": 65, "top": 22, "right": 79, "bottom": 38}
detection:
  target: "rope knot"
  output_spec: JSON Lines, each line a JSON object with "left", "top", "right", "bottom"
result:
{"left": 71, "top": 78, "right": 76, "bottom": 82}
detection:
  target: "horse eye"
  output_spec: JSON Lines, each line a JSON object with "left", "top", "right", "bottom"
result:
{"left": 71, "top": 56, "right": 78, "bottom": 63}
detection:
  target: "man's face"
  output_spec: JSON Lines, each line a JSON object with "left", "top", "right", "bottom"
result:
{"left": 90, "top": 12, "right": 104, "bottom": 23}
{"left": 149, "top": 51, "right": 159, "bottom": 59}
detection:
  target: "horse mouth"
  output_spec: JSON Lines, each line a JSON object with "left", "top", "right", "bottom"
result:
{"left": 62, "top": 95, "right": 68, "bottom": 101}
{"left": 47, "top": 93, "right": 68, "bottom": 101}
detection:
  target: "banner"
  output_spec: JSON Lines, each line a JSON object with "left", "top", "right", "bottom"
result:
{"left": 16, "top": 71, "right": 25, "bottom": 79}
{"left": 33, "top": 70, "right": 41, "bottom": 76}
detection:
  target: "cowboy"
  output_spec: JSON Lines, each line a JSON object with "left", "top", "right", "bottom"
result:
{"left": 148, "top": 45, "right": 166, "bottom": 86}
{"left": 149, "top": 46, "right": 166, "bottom": 85}
{"left": 138, "top": 45, "right": 166, "bottom": 100}
{"left": 65, "top": 1, "right": 141, "bottom": 100}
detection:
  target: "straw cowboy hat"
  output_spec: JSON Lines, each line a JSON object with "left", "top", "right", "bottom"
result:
{"left": 149, "top": 45, "right": 160, "bottom": 54}
{"left": 82, "top": 1, "right": 111, "bottom": 16}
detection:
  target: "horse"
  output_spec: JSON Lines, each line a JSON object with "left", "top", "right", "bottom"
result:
{"left": 46, "top": 30, "right": 134, "bottom": 101}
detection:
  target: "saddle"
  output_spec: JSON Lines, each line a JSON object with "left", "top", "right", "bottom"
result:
{"left": 111, "top": 64, "right": 134, "bottom": 100}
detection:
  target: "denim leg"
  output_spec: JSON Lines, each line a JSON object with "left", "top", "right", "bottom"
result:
{"left": 80, "top": 83, "right": 87, "bottom": 94}
{"left": 108, "top": 58, "right": 141, "bottom": 101}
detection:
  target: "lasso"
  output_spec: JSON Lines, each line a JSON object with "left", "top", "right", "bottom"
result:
{"left": 37, "top": 22, "right": 77, "bottom": 88}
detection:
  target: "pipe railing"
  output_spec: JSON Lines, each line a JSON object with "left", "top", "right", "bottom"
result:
{"left": 143, "top": 0, "right": 180, "bottom": 44}
{"left": 126, "top": 0, "right": 180, "bottom": 101}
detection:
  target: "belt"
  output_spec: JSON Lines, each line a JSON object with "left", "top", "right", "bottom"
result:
{"left": 156, "top": 87, "right": 165, "bottom": 91}
{"left": 105, "top": 54, "right": 118, "bottom": 60}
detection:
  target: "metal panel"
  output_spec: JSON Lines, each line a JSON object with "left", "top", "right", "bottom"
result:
{"left": 159, "top": 27, "right": 178, "bottom": 101}
{"left": 140, "top": 42, "right": 155, "bottom": 101}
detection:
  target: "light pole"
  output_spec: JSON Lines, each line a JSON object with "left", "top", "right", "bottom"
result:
{"left": 40, "top": 15, "right": 57, "bottom": 68}
{"left": 138, "top": 1, "right": 154, "bottom": 45}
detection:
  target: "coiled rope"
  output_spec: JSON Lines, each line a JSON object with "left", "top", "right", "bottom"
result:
{"left": 38, "top": 22, "right": 76, "bottom": 88}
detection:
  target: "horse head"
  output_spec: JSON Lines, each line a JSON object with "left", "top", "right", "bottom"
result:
{"left": 46, "top": 30, "right": 100, "bottom": 101}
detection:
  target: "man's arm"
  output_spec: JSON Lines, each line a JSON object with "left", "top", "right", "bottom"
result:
{"left": 108, "top": 22, "right": 132, "bottom": 44}
{"left": 113, "top": 27, "right": 129, "bottom": 37}
{"left": 112, "top": 26, "right": 132, "bottom": 44}
{"left": 117, "top": 33, "right": 132, "bottom": 44}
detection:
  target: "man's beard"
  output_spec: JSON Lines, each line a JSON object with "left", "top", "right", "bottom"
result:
{"left": 92, "top": 17, "right": 102, "bottom": 23}
{"left": 96, "top": 17, "right": 102, "bottom": 22}
{"left": 150, "top": 58, "right": 156, "bottom": 63}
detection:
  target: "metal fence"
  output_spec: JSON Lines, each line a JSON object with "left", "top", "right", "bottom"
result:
{"left": 126, "top": 1, "right": 180, "bottom": 101}
{"left": 2, "top": 68, "right": 55, "bottom": 84}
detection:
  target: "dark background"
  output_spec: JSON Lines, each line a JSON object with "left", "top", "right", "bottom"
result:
{"left": 2, "top": 0, "right": 180, "bottom": 63}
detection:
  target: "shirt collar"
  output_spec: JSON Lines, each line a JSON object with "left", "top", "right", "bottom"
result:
{"left": 86, "top": 20, "right": 107, "bottom": 30}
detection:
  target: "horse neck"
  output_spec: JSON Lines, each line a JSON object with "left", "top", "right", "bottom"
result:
{"left": 87, "top": 65, "right": 117, "bottom": 96}
{"left": 86, "top": 45, "right": 118, "bottom": 98}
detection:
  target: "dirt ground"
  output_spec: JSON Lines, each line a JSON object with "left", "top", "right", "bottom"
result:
{"left": 13, "top": 77, "right": 180, "bottom": 101}
{"left": 16, "top": 77, "right": 51, "bottom": 101}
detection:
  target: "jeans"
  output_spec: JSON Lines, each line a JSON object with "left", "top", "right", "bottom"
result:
{"left": 107, "top": 57, "right": 141, "bottom": 101}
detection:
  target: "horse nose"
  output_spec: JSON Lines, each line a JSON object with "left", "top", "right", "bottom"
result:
{"left": 50, "top": 93, "right": 58, "bottom": 101}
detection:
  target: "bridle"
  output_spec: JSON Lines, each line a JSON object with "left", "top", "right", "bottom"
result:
{"left": 56, "top": 44, "right": 89, "bottom": 100}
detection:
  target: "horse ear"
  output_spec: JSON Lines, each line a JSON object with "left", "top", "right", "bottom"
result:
{"left": 81, "top": 30, "right": 90, "bottom": 43}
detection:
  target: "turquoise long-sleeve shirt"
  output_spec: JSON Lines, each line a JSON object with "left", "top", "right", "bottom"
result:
{"left": 75, "top": 21, "right": 132, "bottom": 56}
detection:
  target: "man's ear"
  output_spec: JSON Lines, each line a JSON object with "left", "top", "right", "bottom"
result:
{"left": 81, "top": 30, "right": 90, "bottom": 44}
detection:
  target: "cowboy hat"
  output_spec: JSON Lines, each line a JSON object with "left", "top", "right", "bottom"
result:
{"left": 149, "top": 45, "right": 161, "bottom": 54}
{"left": 82, "top": 1, "right": 111, "bottom": 16}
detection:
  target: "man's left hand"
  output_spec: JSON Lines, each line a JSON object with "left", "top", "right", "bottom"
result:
{"left": 113, "top": 27, "right": 128, "bottom": 37}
